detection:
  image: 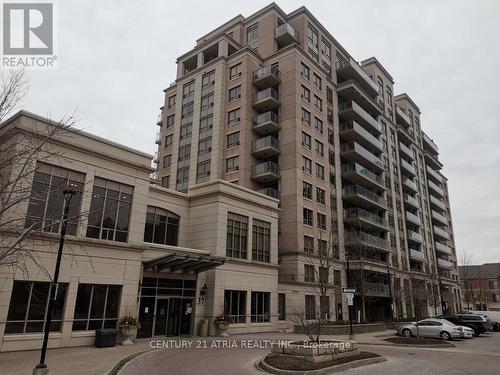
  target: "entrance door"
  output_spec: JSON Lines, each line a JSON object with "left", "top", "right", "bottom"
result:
{"left": 137, "top": 297, "right": 155, "bottom": 338}
{"left": 166, "top": 298, "right": 181, "bottom": 336}
{"left": 180, "top": 299, "right": 193, "bottom": 335}
{"left": 154, "top": 299, "right": 169, "bottom": 336}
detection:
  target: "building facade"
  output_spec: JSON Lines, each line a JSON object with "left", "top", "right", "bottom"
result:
{"left": 459, "top": 263, "right": 500, "bottom": 311}
{"left": 154, "top": 3, "right": 461, "bottom": 323}
{"left": 0, "top": 111, "right": 279, "bottom": 352}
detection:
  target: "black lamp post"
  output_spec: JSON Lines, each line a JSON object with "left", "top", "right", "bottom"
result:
{"left": 345, "top": 251, "right": 354, "bottom": 338}
{"left": 35, "top": 189, "right": 75, "bottom": 374}
{"left": 386, "top": 260, "right": 394, "bottom": 321}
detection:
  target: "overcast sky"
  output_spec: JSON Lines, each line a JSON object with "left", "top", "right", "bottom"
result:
{"left": 17, "top": 0, "right": 500, "bottom": 264}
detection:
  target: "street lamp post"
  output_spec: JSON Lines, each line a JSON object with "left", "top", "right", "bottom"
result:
{"left": 345, "top": 251, "right": 354, "bottom": 339}
{"left": 386, "top": 260, "right": 394, "bottom": 321}
{"left": 34, "top": 189, "right": 75, "bottom": 375}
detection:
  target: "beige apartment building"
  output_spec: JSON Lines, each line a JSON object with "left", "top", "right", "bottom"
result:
{"left": 154, "top": 3, "right": 461, "bottom": 322}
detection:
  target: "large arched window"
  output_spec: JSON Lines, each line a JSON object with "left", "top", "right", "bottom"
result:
{"left": 143, "top": 206, "right": 179, "bottom": 246}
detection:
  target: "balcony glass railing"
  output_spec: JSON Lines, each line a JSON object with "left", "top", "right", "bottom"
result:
{"left": 404, "top": 194, "right": 419, "bottom": 207}
{"left": 259, "top": 187, "right": 279, "bottom": 199}
{"left": 335, "top": 58, "right": 379, "bottom": 94}
{"left": 345, "top": 231, "right": 389, "bottom": 250}
{"left": 406, "top": 211, "right": 421, "bottom": 225}
{"left": 343, "top": 185, "right": 386, "bottom": 207}
{"left": 435, "top": 242, "right": 452, "bottom": 255}
{"left": 433, "top": 226, "right": 450, "bottom": 240}
{"left": 253, "top": 66, "right": 280, "bottom": 82}
{"left": 338, "top": 101, "right": 382, "bottom": 133}
{"left": 344, "top": 207, "right": 387, "bottom": 227}
{"left": 410, "top": 249, "right": 426, "bottom": 261}
{"left": 252, "top": 161, "right": 279, "bottom": 176}
{"left": 431, "top": 210, "right": 448, "bottom": 224}
{"left": 400, "top": 159, "right": 416, "bottom": 175}
{"left": 407, "top": 230, "right": 423, "bottom": 242}
{"left": 252, "top": 136, "right": 280, "bottom": 152}
{"left": 438, "top": 258, "right": 453, "bottom": 269}
{"left": 340, "top": 142, "right": 384, "bottom": 169}
{"left": 402, "top": 176, "right": 418, "bottom": 191}
{"left": 428, "top": 180, "right": 445, "bottom": 196}
{"left": 275, "top": 23, "right": 299, "bottom": 42}
{"left": 423, "top": 132, "right": 439, "bottom": 154}
{"left": 253, "top": 87, "right": 280, "bottom": 103}
{"left": 429, "top": 195, "right": 446, "bottom": 210}
{"left": 399, "top": 142, "right": 414, "bottom": 159}
{"left": 340, "top": 121, "right": 383, "bottom": 150}
{"left": 341, "top": 163, "right": 384, "bottom": 187}
{"left": 426, "top": 166, "right": 442, "bottom": 183}
{"left": 396, "top": 106, "right": 411, "bottom": 126}
{"left": 253, "top": 111, "right": 279, "bottom": 126}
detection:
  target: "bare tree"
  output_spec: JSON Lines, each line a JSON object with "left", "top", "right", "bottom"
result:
{"left": 459, "top": 249, "right": 474, "bottom": 310}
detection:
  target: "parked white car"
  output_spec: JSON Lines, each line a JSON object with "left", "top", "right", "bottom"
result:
{"left": 397, "top": 318, "right": 463, "bottom": 340}
{"left": 459, "top": 325, "right": 474, "bottom": 338}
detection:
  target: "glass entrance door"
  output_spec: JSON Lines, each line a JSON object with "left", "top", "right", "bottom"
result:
{"left": 166, "top": 298, "right": 181, "bottom": 336}
{"left": 154, "top": 298, "right": 169, "bottom": 336}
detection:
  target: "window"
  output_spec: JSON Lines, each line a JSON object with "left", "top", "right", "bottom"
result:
{"left": 314, "top": 117, "right": 323, "bottom": 134}
{"left": 166, "top": 115, "right": 175, "bottom": 128}
{"left": 182, "top": 80, "right": 195, "bottom": 102}
{"left": 251, "top": 291, "right": 270, "bottom": 322}
{"left": 252, "top": 219, "right": 271, "bottom": 262}
{"left": 302, "top": 157, "right": 312, "bottom": 174}
{"left": 165, "top": 134, "right": 173, "bottom": 147}
{"left": 315, "top": 140, "right": 324, "bottom": 157}
{"left": 228, "top": 108, "right": 241, "bottom": 125}
{"left": 314, "top": 95, "right": 323, "bottom": 111}
{"left": 321, "top": 38, "right": 332, "bottom": 63}
{"left": 302, "top": 108, "right": 311, "bottom": 125}
{"left": 301, "top": 85, "right": 310, "bottom": 102}
{"left": 167, "top": 95, "right": 176, "bottom": 109}
{"left": 227, "top": 132, "right": 240, "bottom": 148}
{"left": 163, "top": 154, "right": 172, "bottom": 168}
{"left": 302, "top": 131, "right": 311, "bottom": 149}
{"left": 278, "top": 293, "right": 286, "bottom": 320}
{"left": 334, "top": 270, "right": 341, "bottom": 285}
{"left": 198, "top": 137, "right": 212, "bottom": 155}
{"left": 161, "top": 175, "right": 170, "bottom": 188}
{"left": 229, "top": 85, "right": 241, "bottom": 101}
{"left": 25, "top": 162, "right": 84, "bottom": 236}
{"left": 301, "top": 63, "right": 310, "bottom": 79}
{"left": 200, "top": 115, "right": 213, "bottom": 133}
{"left": 316, "top": 163, "right": 325, "bottom": 180}
{"left": 313, "top": 74, "right": 322, "bottom": 90}
{"left": 317, "top": 213, "right": 326, "bottom": 229}
{"left": 304, "top": 264, "right": 315, "bottom": 282}
{"left": 226, "top": 156, "right": 239, "bottom": 173}
{"left": 247, "top": 23, "right": 258, "bottom": 50}
{"left": 224, "top": 290, "right": 246, "bottom": 323}
{"left": 318, "top": 239, "right": 327, "bottom": 256}
{"left": 143, "top": 206, "right": 179, "bottom": 245}
{"left": 226, "top": 212, "right": 248, "bottom": 259}
{"left": 200, "top": 93, "right": 214, "bottom": 116}
{"left": 305, "top": 295, "right": 316, "bottom": 319}
{"left": 326, "top": 87, "right": 333, "bottom": 105}
{"left": 201, "top": 70, "right": 215, "bottom": 91}
{"left": 316, "top": 187, "right": 325, "bottom": 204}
{"left": 72, "top": 284, "right": 121, "bottom": 331}
{"left": 5, "top": 281, "right": 67, "bottom": 334}
{"left": 181, "top": 102, "right": 194, "bottom": 119}
{"left": 178, "top": 144, "right": 191, "bottom": 161}
{"left": 307, "top": 23, "right": 319, "bottom": 61}
{"left": 86, "top": 178, "right": 133, "bottom": 242}
{"left": 319, "top": 267, "right": 328, "bottom": 284}
{"left": 303, "top": 208, "right": 313, "bottom": 226}
{"left": 303, "top": 181, "right": 313, "bottom": 199}
{"left": 229, "top": 63, "right": 242, "bottom": 79}
{"left": 176, "top": 167, "right": 190, "bottom": 185}
{"left": 320, "top": 296, "right": 330, "bottom": 318}
{"left": 304, "top": 235, "right": 314, "bottom": 253}
{"left": 197, "top": 160, "right": 211, "bottom": 179}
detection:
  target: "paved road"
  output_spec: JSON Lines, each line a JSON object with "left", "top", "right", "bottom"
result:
{"left": 121, "top": 332, "right": 500, "bottom": 375}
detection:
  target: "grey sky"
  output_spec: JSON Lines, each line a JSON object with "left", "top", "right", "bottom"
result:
{"left": 18, "top": 0, "right": 500, "bottom": 264}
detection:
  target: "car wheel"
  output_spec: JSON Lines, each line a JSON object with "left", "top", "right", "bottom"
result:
{"left": 440, "top": 331, "right": 451, "bottom": 341}
{"left": 402, "top": 328, "right": 412, "bottom": 337}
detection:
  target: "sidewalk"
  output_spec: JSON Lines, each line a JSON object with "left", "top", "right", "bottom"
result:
{"left": 0, "top": 330, "right": 396, "bottom": 375}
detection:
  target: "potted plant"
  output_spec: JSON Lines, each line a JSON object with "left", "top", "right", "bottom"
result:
{"left": 119, "top": 315, "right": 141, "bottom": 345}
{"left": 214, "top": 314, "right": 233, "bottom": 337}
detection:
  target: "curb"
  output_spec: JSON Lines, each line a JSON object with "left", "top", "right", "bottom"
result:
{"left": 358, "top": 341, "right": 455, "bottom": 348}
{"left": 104, "top": 348, "right": 155, "bottom": 375}
{"left": 255, "top": 356, "right": 387, "bottom": 375}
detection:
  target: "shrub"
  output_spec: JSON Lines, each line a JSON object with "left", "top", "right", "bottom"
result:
{"left": 119, "top": 315, "right": 141, "bottom": 328}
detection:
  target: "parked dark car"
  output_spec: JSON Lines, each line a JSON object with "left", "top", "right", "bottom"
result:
{"left": 438, "top": 314, "right": 487, "bottom": 336}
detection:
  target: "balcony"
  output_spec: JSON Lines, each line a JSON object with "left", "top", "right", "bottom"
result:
{"left": 424, "top": 150, "right": 443, "bottom": 170}
{"left": 336, "top": 58, "right": 379, "bottom": 97}
{"left": 338, "top": 101, "right": 382, "bottom": 135}
{"left": 402, "top": 176, "right": 418, "bottom": 193}
{"left": 340, "top": 142, "right": 384, "bottom": 172}
{"left": 258, "top": 187, "right": 279, "bottom": 199}
{"left": 155, "top": 132, "right": 161, "bottom": 145}
{"left": 337, "top": 80, "right": 382, "bottom": 116}
{"left": 364, "top": 282, "right": 390, "bottom": 297}
{"left": 275, "top": 23, "right": 299, "bottom": 47}
{"left": 251, "top": 136, "right": 280, "bottom": 158}
{"left": 253, "top": 88, "right": 280, "bottom": 112}
{"left": 435, "top": 241, "right": 452, "bottom": 255}
{"left": 251, "top": 161, "right": 280, "bottom": 182}
{"left": 343, "top": 207, "right": 387, "bottom": 230}
{"left": 342, "top": 185, "right": 387, "bottom": 210}
{"left": 341, "top": 163, "right": 385, "bottom": 190}
{"left": 433, "top": 225, "right": 450, "bottom": 240}
{"left": 253, "top": 66, "right": 280, "bottom": 89}
{"left": 403, "top": 194, "right": 420, "bottom": 209}
{"left": 438, "top": 258, "right": 453, "bottom": 269}
{"left": 407, "top": 230, "right": 424, "bottom": 243}
{"left": 400, "top": 159, "right": 416, "bottom": 177}
{"left": 156, "top": 113, "right": 163, "bottom": 126}
{"left": 399, "top": 142, "right": 414, "bottom": 161}
{"left": 395, "top": 106, "right": 411, "bottom": 127}
{"left": 153, "top": 151, "right": 159, "bottom": 164}
{"left": 428, "top": 180, "right": 445, "bottom": 197}
{"left": 397, "top": 125, "right": 414, "bottom": 143}
{"left": 406, "top": 211, "right": 422, "bottom": 226}
{"left": 429, "top": 195, "right": 446, "bottom": 211}
{"left": 252, "top": 111, "right": 280, "bottom": 135}
{"left": 339, "top": 121, "right": 383, "bottom": 152}
{"left": 426, "top": 166, "right": 442, "bottom": 184}
{"left": 410, "top": 249, "right": 426, "bottom": 262}
{"left": 431, "top": 210, "right": 448, "bottom": 226}
{"left": 344, "top": 231, "right": 390, "bottom": 253}
{"left": 423, "top": 132, "right": 439, "bottom": 155}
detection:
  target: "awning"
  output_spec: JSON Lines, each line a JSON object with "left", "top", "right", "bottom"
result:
{"left": 143, "top": 251, "right": 225, "bottom": 274}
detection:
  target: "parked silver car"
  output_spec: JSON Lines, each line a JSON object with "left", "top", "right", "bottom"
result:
{"left": 397, "top": 318, "right": 463, "bottom": 340}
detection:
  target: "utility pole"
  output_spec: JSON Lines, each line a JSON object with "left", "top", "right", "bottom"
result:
{"left": 346, "top": 251, "right": 354, "bottom": 339}
{"left": 34, "top": 189, "right": 75, "bottom": 375}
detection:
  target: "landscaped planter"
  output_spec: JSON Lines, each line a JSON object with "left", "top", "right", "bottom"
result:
{"left": 294, "top": 322, "right": 386, "bottom": 335}
{"left": 270, "top": 340, "right": 359, "bottom": 363}
{"left": 120, "top": 326, "right": 138, "bottom": 346}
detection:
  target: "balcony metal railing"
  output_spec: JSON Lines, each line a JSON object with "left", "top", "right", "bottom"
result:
{"left": 340, "top": 121, "right": 383, "bottom": 151}
{"left": 251, "top": 161, "right": 280, "bottom": 177}
{"left": 251, "top": 136, "right": 280, "bottom": 154}
{"left": 338, "top": 101, "right": 382, "bottom": 133}
{"left": 253, "top": 87, "right": 280, "bottom": 103}
{"left": 153, "top": 151, "right": 159, "bottom": 163}
{"left": 258, "top": 187, "right": 279, "bottom": 199}
{"left": 344, "top": 207, "right": 387, "bottom": 227}
{"left": 253, "top": 65, "right": 280, "bottom": 82}
{"left": 344, "top": 231, "right": 389, "bottom": 251}
{"left": 343, "top": 185, "right": 386, "bottom": 207}
{"left": 253, "top": 111, "right": 279, "bottom": 126}
{"left": 341, "top": 163, "right": 384, "bottom": 187}
{"left": 340, "top": 142, "right": 384, "bottom": 170}
{"left": 155, "top": 132, "right": 161, "bottom": 144}
{"left": 156, "top": 113, "right": 163, "bottom": 125}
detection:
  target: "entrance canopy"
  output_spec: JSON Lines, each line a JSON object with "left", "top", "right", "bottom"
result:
{"left": 143, "top": 251, "right": 225, "bottom": 274}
